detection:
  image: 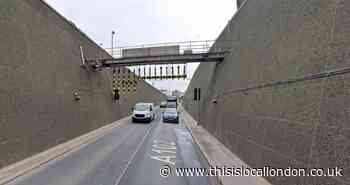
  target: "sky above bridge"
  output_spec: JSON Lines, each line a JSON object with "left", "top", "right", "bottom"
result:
{"left": 45, "top": 0, "right": 236, "bottom": 92}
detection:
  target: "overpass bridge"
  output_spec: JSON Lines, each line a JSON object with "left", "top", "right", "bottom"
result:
{"left": 81, "top": 40, "right": 230, "bottom": 69}
{"left": 79, "top": 40, "right": 231, "bottom": 100}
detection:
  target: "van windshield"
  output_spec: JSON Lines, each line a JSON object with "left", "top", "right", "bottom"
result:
{"left": 134, "top": 104, "right": 150, "bottom": 111}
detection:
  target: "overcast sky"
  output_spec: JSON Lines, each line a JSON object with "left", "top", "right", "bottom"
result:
{"left": 46, "top": 0, "right": 236, "bottom": 92}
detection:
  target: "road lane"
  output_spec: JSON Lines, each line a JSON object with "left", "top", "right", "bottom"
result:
{"left": 6, "top": 110, "right": 213, "bottom": 185}
{"left": 114, "top": 111, "right": 213, "bottom": 185}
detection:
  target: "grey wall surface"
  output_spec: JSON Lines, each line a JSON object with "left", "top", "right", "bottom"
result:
{"left": 0, "top": 0, "right": 165, "bottom": 168}
{"left": 183, "top": 0, "right": 350, "bottom": 184}
{"left": 237, "top": 0, "right": 245, "bottom": 8}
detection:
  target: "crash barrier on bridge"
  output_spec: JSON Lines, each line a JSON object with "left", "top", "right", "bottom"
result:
{"left": 106, "top": 40, "right": 230, "bottom": 58}
{"left": 82, "top": 40, "right": 231, "bottom": 69}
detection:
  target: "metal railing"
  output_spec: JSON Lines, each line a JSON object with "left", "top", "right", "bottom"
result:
{"left": 104, "top": 40, "right": 231, "bottom": 58}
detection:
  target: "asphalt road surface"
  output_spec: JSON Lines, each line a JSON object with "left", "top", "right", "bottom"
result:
{"left": 6, "top": 110, "right": 214, "bottom": 185}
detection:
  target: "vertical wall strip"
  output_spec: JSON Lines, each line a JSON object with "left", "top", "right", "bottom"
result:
{"left": 112, "top": 68, "right": 119, "bottom": 100}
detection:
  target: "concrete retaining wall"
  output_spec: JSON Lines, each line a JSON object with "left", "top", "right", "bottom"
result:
{"left": 237, "top": 0, "right": 245, "bottom": 8}
{"left": 0, "top": 0, "right": 165, "bottom": 168}
{"left": 183, "top": 0, "right": 350, "bottom": 184}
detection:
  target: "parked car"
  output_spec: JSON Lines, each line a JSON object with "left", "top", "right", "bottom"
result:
{"left": 132, "top": 103, "right": 155, "bottom": 123}
{"left": 160, "top": 101, "right": 167, "bottom": 108}
{"left": 162, "top": 108, "right": 179, "bottom": 124}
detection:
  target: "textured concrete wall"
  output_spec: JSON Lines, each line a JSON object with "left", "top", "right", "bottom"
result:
{"left": 237, "top": 0, "right": 245, "bottom": 8}
{"left": 0, "top": 0, "right": 165, "bottom": 168}
{"left": 183, "top": 0, "right": 350, "bottom": 184}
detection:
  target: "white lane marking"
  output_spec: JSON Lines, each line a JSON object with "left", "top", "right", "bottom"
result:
{"left": 113, "top": 122, "right": 155, "bottom": 185}
{"left": 150, "top": 156, "right": 176, "bottom": 166}
{"left": 150, "top": 140, "right": 177, "bottom": 166}
{"left": 152, "top": 149, "right": 176, "bottom": 154}
{"left": 152, "top": 144, "right": 176, "bottom": 150}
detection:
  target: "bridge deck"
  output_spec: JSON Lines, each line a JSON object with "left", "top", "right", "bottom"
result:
{"left": 85, "top": 52, "right": 226, "bottom": 67}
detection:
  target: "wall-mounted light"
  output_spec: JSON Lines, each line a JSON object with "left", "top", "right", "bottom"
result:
{"left": 73, "top": 91, "right": 81, "bottom": 101}
{"left": 212, "top": 99, "right": 218, "bottom": 104}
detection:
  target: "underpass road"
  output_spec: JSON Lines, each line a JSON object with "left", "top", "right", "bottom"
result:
{"left": 6, "top": 110, "right": 213, "bottom": 185}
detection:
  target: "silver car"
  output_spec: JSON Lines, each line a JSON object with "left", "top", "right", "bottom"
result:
{"left": 162, "top": 108, "right": 179, "bottom": 124}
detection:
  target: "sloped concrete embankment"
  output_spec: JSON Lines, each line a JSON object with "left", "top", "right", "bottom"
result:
{"left": 0, "top": 0, "right": 165, "bottom": 169}
{"left": 183, "top": 0, "right": 350, "bottom": 184}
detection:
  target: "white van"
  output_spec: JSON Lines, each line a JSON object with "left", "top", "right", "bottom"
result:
{"left": 132, "top": 103, "right": 155, "bottom": 123}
